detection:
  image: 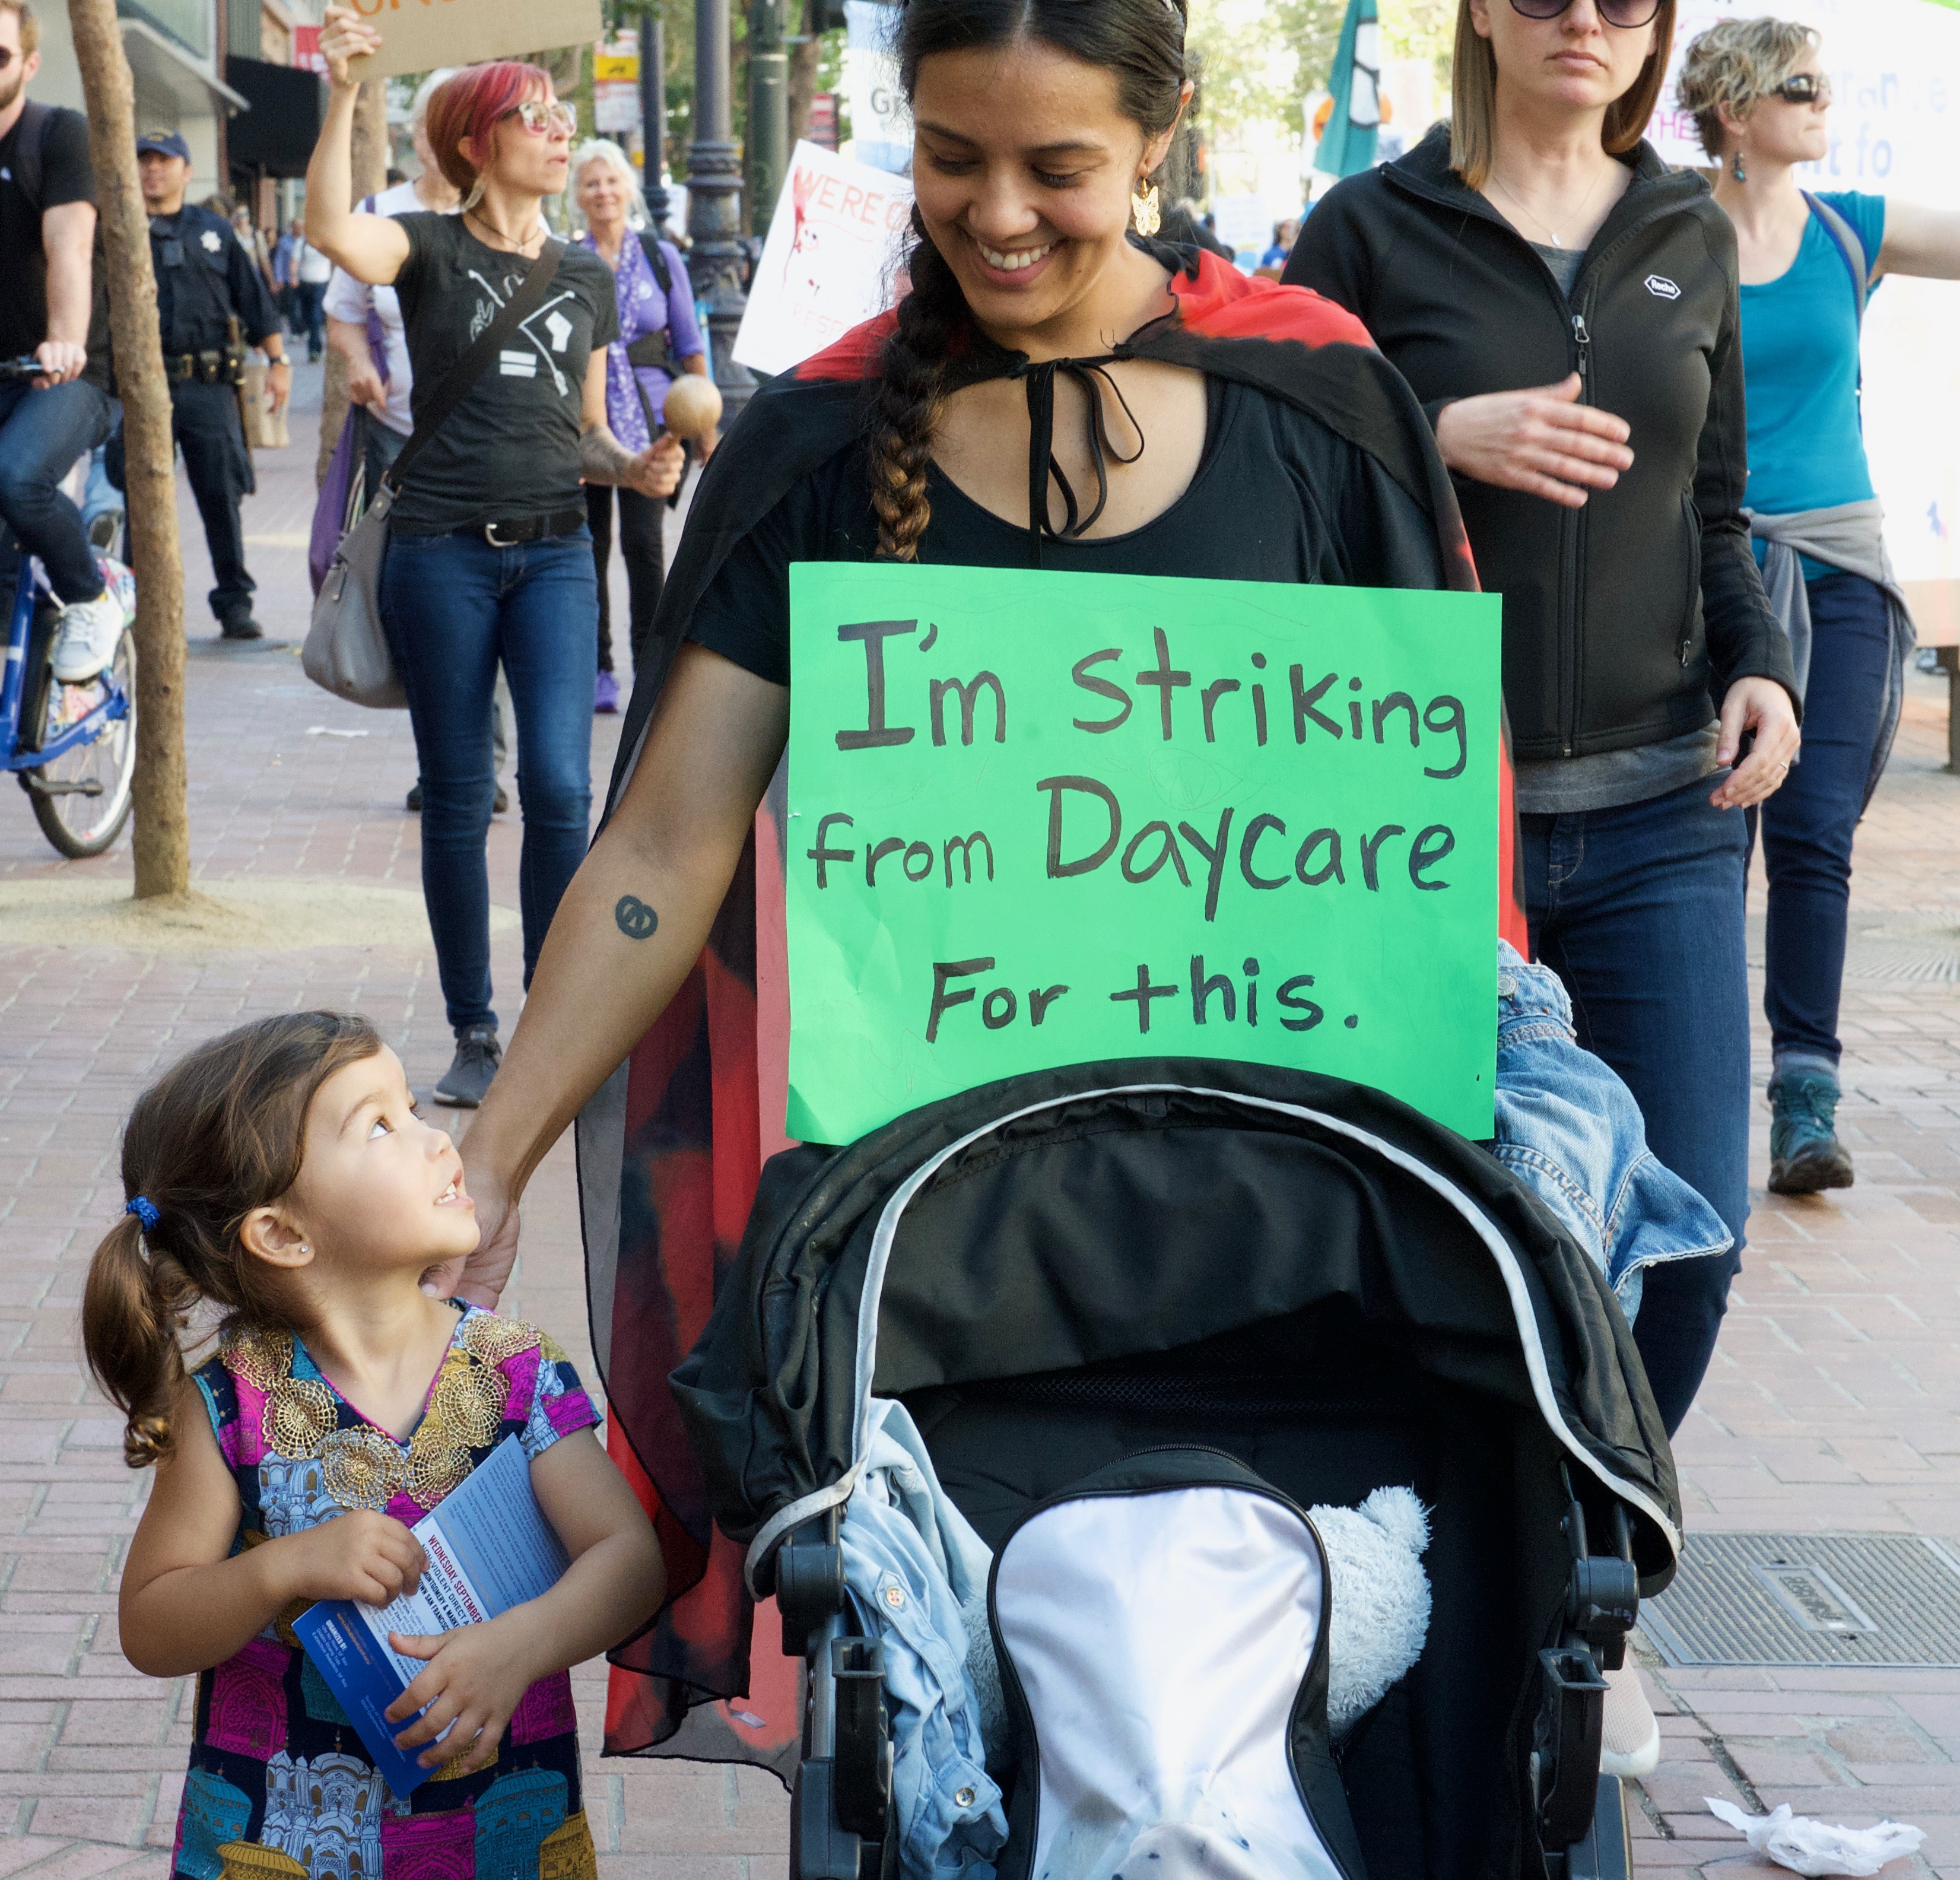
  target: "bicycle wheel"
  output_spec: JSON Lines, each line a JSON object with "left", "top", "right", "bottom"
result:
{"left": 24, "top": 625, "right": 138, "bottom": 858}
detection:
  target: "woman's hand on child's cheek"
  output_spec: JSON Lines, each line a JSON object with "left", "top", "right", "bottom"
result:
{"left": 385, "top": 1618, "right": 537, "bottom": 1771}
{"left": 282, "top": 1511, "right": 426, "bottom": 1606}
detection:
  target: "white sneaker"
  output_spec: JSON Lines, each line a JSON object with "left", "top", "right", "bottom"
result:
{"left": 1599, "top": 1662, "right": 1661, "bottom": 1779}
{"left": 50, "top": 590, "right": 126, "bottom": 682}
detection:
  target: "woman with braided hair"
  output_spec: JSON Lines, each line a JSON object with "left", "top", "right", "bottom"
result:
{"left": 441, "top": 0, "right": 1494, "bottom": 1757}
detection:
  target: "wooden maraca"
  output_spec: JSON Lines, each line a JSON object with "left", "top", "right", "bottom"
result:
{"left": 661, "top": 373, "right": 723, "bottom": 442}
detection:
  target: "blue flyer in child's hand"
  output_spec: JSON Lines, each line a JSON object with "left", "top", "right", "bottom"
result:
{"left": 293, "top": 1435, "right": 569, "bottom": 1796}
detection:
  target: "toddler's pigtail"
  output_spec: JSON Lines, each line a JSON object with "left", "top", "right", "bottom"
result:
{"left": 81, "top": 1010, "right": 385, "bottom": 1469}
{"left": 83, "top": 1209, "right": 196, "bottom": 1468}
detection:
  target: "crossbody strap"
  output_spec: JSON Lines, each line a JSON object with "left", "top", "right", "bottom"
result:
{"left": 1801, "top": 191, "right": 1870, "bottom": 327}
{"left": 384, "top": 237, "right": 566, "bottom": 494}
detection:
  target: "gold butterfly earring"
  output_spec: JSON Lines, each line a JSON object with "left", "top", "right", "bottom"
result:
{"left": 1131, "top": 178, "right": 1162, "bottom": 237}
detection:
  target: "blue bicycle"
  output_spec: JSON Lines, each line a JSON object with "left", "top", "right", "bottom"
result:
{"left": 1, "top": 357, "right": 138, "bottom": 858}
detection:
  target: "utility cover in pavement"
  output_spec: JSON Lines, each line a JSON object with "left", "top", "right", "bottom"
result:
{"left": 1640, "top": 1533, "right": 1960, "bottom": 1668}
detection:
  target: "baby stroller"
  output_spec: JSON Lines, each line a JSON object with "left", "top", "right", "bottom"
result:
{"left": 671, "top": 1056, "right": 1681, "bottom": 1880}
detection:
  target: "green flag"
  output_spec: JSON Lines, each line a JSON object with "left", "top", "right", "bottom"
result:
{"left": 1315, "top": 0, "right": 1381, "bottom": 182}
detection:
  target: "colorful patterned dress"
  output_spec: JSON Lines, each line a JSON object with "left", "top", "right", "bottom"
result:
{"left": 173, "top": 1305, "right": 601, "bottom": 1880}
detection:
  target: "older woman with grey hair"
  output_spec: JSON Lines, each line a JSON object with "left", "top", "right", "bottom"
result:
{"left": 573, "top": 138, "right": 713, "bottom": 710}
{"left": 1680, "top": 19, "right": 1960, "bottom": 1196}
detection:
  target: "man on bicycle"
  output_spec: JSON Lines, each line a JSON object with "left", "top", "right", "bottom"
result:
{"left": 0, "top": 0, "right": 122, "bottom": 682}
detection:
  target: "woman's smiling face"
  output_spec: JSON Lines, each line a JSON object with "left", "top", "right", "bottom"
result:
{"left": 909, "top": 36, "right": 1183, "bottom": 342}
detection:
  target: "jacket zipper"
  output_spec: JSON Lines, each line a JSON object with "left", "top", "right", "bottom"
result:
{"left": 1564, "top": 312, "right": 1592, "bottom": 757}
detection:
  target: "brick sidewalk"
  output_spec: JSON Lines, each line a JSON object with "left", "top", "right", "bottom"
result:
{"left": 2, "top": 364, "right": 1954, "bottom": 1880}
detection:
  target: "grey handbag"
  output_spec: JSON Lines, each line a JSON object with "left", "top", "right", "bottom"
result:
{"left": 303, "top": 239, "right": 567, "bottom": 707}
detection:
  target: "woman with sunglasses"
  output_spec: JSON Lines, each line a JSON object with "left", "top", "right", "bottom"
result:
{"left": 1679, "top": 21, "right": 1960, "bottom": 1198}
{"left": 1285, "top": 0, "right": 1796, "bottom": 1702}
{"left": 305, "top": 14, "right": 685, "bottom": 1109}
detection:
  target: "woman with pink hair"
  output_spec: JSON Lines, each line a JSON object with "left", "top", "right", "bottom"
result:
{"left": 305, "top": 13, "right": 685, "bottom": 1109}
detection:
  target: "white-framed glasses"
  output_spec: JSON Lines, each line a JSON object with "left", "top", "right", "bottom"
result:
{"left": 504, "top": 100, "right": 577, "bottom": 136}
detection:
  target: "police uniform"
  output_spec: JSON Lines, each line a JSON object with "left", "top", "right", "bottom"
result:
{"left": 119, "top": 138, "right": 281, "bottom": 633}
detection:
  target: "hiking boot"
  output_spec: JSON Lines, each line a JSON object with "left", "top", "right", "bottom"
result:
{"left": 406, "top": 782, "right": 507, "bottom": 814}
{"left": 1599, "top": 1663, "right": 1660, "bottom": 1779}
{"left": 218, "top": 605, "right": 263, "bottom": 642}
{"left": 50, "top": 590, "right": 125, "bottom": 681}
{"left": 1769, "top": 1069, "right": 1855, "bottom": 1195}
{"left": 433, "top": 1025, "right": 500, "bottom": 1108}
{"left": 595, "top": 669, "right": 620, "bottom": 714}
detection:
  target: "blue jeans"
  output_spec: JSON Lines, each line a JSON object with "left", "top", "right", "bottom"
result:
{"left": 380, "top": 528, "right": 599, "bottom": 1034}
{"left": 1520, "top": 776, "right": 1751, "bottom": 1435}
{"left": 1752, "top": 572, "right": 1895, "bottom": 1072}
{"left": 0, "top": 377, "right": 111, "bottom": 605}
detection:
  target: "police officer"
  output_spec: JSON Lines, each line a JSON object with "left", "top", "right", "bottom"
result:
{"left": 123, "top": 129, "right": 288, "bottom": 639}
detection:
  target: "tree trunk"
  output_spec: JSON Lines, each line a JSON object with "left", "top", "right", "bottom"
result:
{"left": 316, "top": 78, "right": 389, "bottom": 486}
{"left": 69, "top": 0, "right": 189, "bottom": 898}
{"left": 786, "top": 0, "right": 818, "bottom": 146}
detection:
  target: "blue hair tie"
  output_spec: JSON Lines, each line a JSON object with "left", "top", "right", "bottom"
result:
{"left": 126, "top": 1196, "right": 160, "bottom": 1232}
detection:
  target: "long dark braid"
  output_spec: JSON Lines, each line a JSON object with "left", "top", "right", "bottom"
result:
{"left": 872, "top": 208, "right": 970, "bottom": 561}
{"left": 869, "top": 0, "right": 1195, "bottom": 560}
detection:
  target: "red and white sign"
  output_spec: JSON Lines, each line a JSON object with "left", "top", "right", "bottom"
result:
{"left": 733, "top": 139, "right": 913, "bottom": 377}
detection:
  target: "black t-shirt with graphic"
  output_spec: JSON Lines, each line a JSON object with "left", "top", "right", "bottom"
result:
{"left": 389, "top": 213, "right": 619, "bottom": 532}
{"left": 0, "top": 103, "right": 109, "bottom": 385}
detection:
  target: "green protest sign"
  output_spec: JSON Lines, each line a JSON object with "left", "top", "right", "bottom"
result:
{"left": 784, "top": 564, "right": 1502, "bottom": 1144}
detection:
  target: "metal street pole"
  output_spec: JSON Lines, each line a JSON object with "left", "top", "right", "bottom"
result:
{"left": 686, "top": 0, "right": 755, "bottom": 413}
{"left": 747, "top": 0, "right": 787, "bottom": 242}
{"left": 639, "top": 9, "right": 668, "bottom": 227}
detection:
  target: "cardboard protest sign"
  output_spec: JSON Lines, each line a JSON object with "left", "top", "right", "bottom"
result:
{"left": 342, "top": 0, "right": 601, "bottom": 83}
{"left": 785, "top": 565, "right": 1502, "bottom": 1145}
{"left": 733, "top": 141, "right": 913, "bottom": 376}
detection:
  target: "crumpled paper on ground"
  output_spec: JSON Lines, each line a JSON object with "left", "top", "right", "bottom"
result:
{"left": 1706, "top": 1798, "right": 1926, "bottom": 1876}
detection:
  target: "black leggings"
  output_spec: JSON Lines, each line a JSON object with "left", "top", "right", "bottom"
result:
{"left": 586, "top": 483, "right": 665, "bottom": 674}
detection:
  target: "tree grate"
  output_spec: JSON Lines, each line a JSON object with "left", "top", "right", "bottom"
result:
{"left": 1640, "top": 1533, "right": 1960, "bottom": 1669}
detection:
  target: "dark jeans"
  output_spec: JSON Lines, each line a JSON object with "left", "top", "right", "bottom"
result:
{"left": 1752, "top": 571, "right": 1896, "bottom": 1071}
{"left": 1521, "top": 775, "right": 1751, "bottom": 1436}
{"left": 0, "top": 377, "right": 111, "bottom": 605}
{"left": 585, "top": 483, "right": 664, "bottom": 674}
{"left": 295, "top": 280, "right": 328, "bottom": 358}
{"left": 379, "top": 526, "right": 598, "bottom": 1034}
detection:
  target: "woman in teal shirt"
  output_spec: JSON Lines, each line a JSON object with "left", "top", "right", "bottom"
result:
{"left": 1680, "top": 19, "right": 1960, "bottom": 1195}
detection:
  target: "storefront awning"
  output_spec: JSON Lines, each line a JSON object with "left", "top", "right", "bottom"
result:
{"left": 225, "top": 55, "right": 326, "bottom": 174}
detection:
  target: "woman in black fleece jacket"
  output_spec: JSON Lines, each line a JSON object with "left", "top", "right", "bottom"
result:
{"left": 1286, "top": 0, "right": 1799, "bottom": 1450}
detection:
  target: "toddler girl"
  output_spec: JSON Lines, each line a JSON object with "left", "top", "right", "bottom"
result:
{"left": 83, "top": 1011, "right": 663, "bottom": 1880}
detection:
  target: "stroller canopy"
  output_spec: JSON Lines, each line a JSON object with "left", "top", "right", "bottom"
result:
{"left": 671, "top": 1057, "right": 1681, "bottom": 1596}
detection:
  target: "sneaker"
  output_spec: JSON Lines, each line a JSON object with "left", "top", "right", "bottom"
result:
{"left": 595, "top": 669, "right": 620, "bottom": 714}
{"left": 219, "top": 606, "right": 264, "bottom": 642}
{"left": 1769, "top": 1069, "right": 1855, "bottom": 1195}
{"left": 433, "top": 1025, "right": 501, "bottom": 1108}
{"left": 1599, "top": 1663, "right": 1660, "bottom": 1779}
{"left": 406, "top": 782, "right": 507, "bottom": 814}
{"left": 50, "top": 590, "right": 126, "bottom": 681}
{"left": 85, "top": 511, "right": 123, "bottom": 554}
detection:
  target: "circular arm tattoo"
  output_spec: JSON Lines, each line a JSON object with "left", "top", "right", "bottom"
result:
{"left": 615, "top": 895, "right": 659, "bottom": 940}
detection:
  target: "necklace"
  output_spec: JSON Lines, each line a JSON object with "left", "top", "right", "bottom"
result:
{"left": 1489, "top": 163, "right": 1610, "bottom": 249}
{"left": 466, "top": 206, "right": 546, "bottom": 254}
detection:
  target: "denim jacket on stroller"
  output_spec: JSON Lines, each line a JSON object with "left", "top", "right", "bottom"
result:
{"left": 671, "top": 1057, "right": 1682, "bottom": 1880}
